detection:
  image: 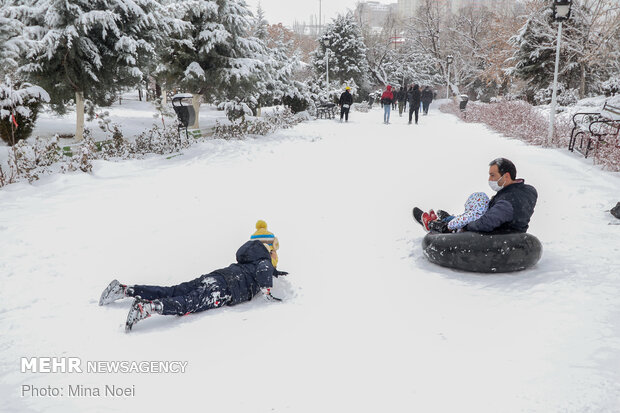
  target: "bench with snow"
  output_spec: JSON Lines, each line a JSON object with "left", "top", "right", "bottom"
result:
{"left": 316, "top": 103, "right": 336, "bottom": 119}
{"left": 568, "top": 101, "right": 620, "bottom": 158}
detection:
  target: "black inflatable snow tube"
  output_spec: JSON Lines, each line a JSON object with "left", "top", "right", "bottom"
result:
{"left": 422, "top": 232, "right": 542, "bottom": 273}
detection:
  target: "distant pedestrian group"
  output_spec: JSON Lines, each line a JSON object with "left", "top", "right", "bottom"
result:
{"left": 335, "top": 83, "right": 435, "bottom": 125}
{"left": 380, "top": 84, "right": 434, "bottom": 125}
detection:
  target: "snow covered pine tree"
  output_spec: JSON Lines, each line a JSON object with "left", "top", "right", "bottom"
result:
{"left": 21, "top": 0, "right": 173, "bottom": 140}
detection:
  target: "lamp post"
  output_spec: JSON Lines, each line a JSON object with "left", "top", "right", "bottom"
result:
{"left": 325, "top": 48, "right": 329, "bottom": 88}
{"left": 548, "top": 0, "right": 572, "bottom": 146}
{"left": 446, "top": 55, "right": 454, "bottom": 99}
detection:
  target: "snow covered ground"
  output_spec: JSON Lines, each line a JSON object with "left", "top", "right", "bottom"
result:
{"left": 1, "top": 103, "right": 619, "bottom": 413}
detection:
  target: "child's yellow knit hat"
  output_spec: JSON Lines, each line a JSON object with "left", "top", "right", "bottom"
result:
{"left": 250, "top": 220, "right": 279, "bottom": 250}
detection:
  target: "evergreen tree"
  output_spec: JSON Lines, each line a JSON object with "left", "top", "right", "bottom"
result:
{"left": 251, "top": 22, "right": 309, "bottom": 111}
{"left": 252, "top": 2, "right": 268, "bottom": 41}
{"left": 160, "top": 0, "right": 267, "bottom": 127}
{"left": 382, "top": 45, "right": 442, "bottom": 89}
{"left": 0, "top": 3, "right": 49, "bottom": 144}
{"left": 508, "top": 1, "right": 606, "bottom": 101}
{"left": 21, "top": 0, "right": 172, "bottom": 140}
{"left": 312, "top": 13, "right": 371, "bottom": 97}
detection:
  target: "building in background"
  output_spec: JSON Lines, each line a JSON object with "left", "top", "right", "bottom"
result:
{"left": 296, "top": 0, "right": 515, "bottom": 36}
{"left": 354, "top": 1, "right": 399, "bottom": 31}
{"left": 397, "top": 0, "right": 513, "bottom": 19}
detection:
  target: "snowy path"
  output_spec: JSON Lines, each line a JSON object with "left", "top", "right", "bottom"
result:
{"left": 1, "top": 107, "right": 619, "bottom": 412}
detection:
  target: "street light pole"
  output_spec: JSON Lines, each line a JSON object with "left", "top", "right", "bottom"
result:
{"left": 325, "top": 48, "right": 329, "bottom": 88}
{"left": 446, "top": 64, "right": 450, "bottom": 99}
{"left": 548, "top": 0, "right": 572, "bottom": 147}
{"left": 446, "top": 55, "right": 454, "bottom": 99}
{"left": 548, "top": 21, "right": 563, "bottom": 146}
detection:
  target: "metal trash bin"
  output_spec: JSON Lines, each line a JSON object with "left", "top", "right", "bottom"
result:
{"left": 172, "top": 94, "right": 195, "bottom": 138}
{"left": 459, "top": 95, "right": 469, "bottom": 111}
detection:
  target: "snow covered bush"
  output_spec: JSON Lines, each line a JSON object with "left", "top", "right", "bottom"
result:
{"left": 439, "top": 99, "right": 569, "bottom": 146}
{"left": 281, "top": 95, "right": 311, "bottom": 114}
{"left": 218, "top": 100, "right": 253, "bottom": 123}
{"left": 440, "top": 99, "right": 619, "bottom": 171}
{"left": 213, "top": 107, "right": 303, "bottom": 140}
{"left": 557, "top": 88, "right": 579, "bottom": 107}
{"left": 132, "top": 124, "right": 190, "bottom": 155}
{"left": 601, "top": 76, "right": 620, "bottom": 97}
{"left": 0, "top": 79, "right": 49, "bottom": 145}
{"left": 62, "top": 130, "right": 98, "bottom": 173}
{"left": 3, "top": 136, "right": 62, "bottom": 183}
{"left": 0, "top": 135, "right": 66, "bottom": 187}
{"left": 353, "top": 103, "right": 369, "bottom": 113}
{"left": 534, "top": 84, "right": 579, "bottom": 106}
{"left": 533, "top": 88, "right": 553, "bottom": 106}
{"left": 99, "top": 127, "right": 131, "bottom": 159}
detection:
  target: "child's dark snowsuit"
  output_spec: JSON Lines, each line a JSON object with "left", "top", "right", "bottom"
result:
{"left": 132, "top": 241, "right": 277, "bottom": 315}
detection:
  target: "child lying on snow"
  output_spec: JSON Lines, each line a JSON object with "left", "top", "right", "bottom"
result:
{"left": 99, "top": 220, "right": 288, "bottom": 332}
{"left": 418, "top": 192, "right": 490, "bottom": 233}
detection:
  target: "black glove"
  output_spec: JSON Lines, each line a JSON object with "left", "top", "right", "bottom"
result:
{"left": 261, "top": 288, "right": 282, "bottom": 302}
{"left": 428, "top": 220, "right": 450, "bottom": 233}
{"left": 273, "top": 270, "right": 289, "bottom": 277}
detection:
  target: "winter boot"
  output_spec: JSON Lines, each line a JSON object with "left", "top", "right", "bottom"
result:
{"left": 611, "top": 202, "right": 620, "bottom": 220}
{"left": 436, "top": 210, "right": 452, "bottom": 221}
{"left": 125, "top": 298, "right": 163, "bottom": 332}
{"left": 421, "top": 212, "right": 433, "bottom": 231}
{"left": 429, "top": 210, "right": 438, "bottom": 221}
{"left": 99, "top": 279, "right": 133, "bottom": 306}
{"left": 412, "top": 207, "right": 424, "bottom": 226}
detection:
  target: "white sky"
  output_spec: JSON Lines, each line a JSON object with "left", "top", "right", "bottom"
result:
{"left": 244, "top": 0, "right": 391, "bottom": 27}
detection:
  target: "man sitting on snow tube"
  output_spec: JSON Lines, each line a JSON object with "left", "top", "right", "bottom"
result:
{"left": 415, "top": 158, "right": 541, "bottom": 272}
{"left": 422, "top": 158, "right": 537, "bottom": 234}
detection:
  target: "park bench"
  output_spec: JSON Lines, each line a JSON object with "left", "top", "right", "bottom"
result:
{"left": 316, "top": 103, "right": 336, "bottom": 119}
{"left": 568, "top": 101, "right": 620, "bottom": 158}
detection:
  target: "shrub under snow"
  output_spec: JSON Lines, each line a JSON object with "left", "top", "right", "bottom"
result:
{"left": 1, "top": 106, "right": 309, "bottom": 188}
{"left": 440, "top": 99, "right": 620, "bottom": 172}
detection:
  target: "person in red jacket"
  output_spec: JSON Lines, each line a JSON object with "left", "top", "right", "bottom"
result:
{"left": 380, "top": 85, "right": 394, "bottom": 124}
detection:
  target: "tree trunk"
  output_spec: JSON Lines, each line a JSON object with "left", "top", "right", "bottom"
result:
{"left": 580, "top": 63, "right": 586, "bottom": 99}
{"left": 191, "top": 94, "right": 201, "bottom": 129}
{"left": 75, "top": 91, "right": 85, "bottom": 141}
{"left": 138, "top": 88, "right": 143, "bottom": 101}
{"left": 156, "top": 82, "right": 162, "bottom": 101}
{"left": 162, "top": 87, "right": 167, "bottom": 105}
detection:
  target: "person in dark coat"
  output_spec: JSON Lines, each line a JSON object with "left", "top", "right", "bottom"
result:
{"left": 338, "top": 86, "right": 353, "bottom": 122}
{"left": 422, "top": 159, "right": 538, "bottom": 234}
{"left": 391, "top": 89, "right": 397, "bottom": 110}
{"left": 380, "top": 85, "right": 394, "bottom": 124}
{"left": 421, "top": 86, "right": 433, "bottom": 115}
{"left": 465, "top": 158, "right": 538, "bottom": 233}
{"left": 99, "top": 221, "right": 288, "bottom": 332}
{"left": 407, "top": 84, "right": 421, "bottom": 125}
{"left": 397, "top": 86, "right": 407, "bottom": 117}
